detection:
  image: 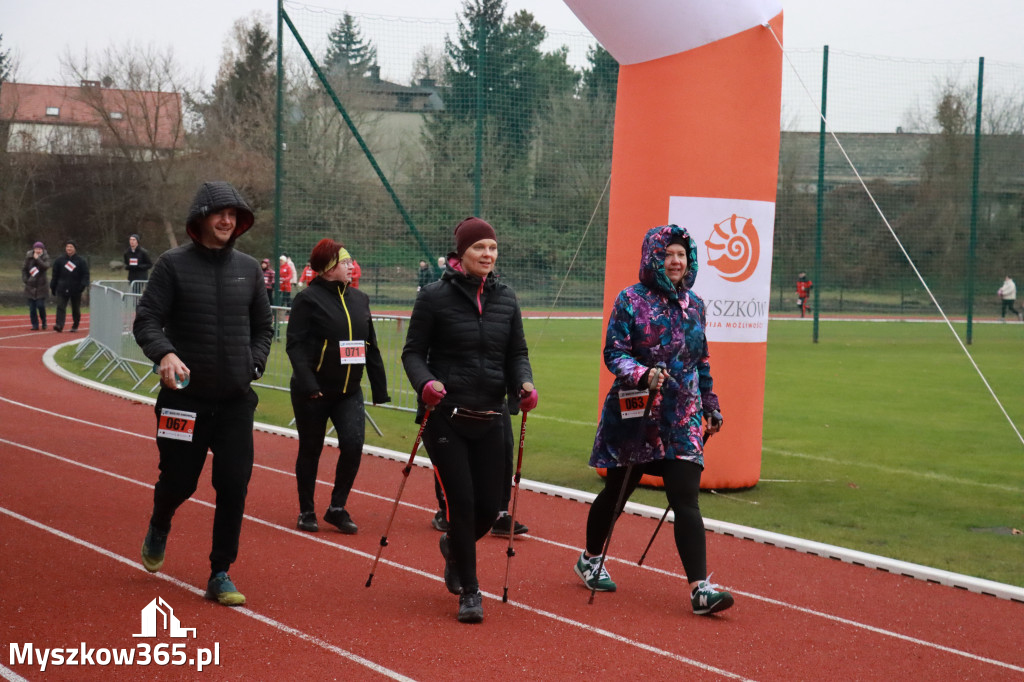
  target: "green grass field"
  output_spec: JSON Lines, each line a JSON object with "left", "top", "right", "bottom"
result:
{"left": 53, "top": 317, "right": 1024, "bottom": 587}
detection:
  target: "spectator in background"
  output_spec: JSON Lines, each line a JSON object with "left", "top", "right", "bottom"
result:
{"left": 299, "top": 261, "right": 315, "bottom": 288}
{"left": 417, "top": 260, "right": 431, "bottom": 291}
{"left": 796, "top": 271, "right": 813, "bottom": 318}
{"left": 261, "top": 258, "right": 275, "bottom": 305}
{"left": 350, "top": 254, "right": 362, "bottom": 288}
{"left": 50, "top": 239, "right": 90, "bottom": 333}
{"left": 279, "top": 255, "right": 295, "bottom": 307}
{"left": 23, "top": 241, "right": 50, "bottom": 330}
{"left": 124, "top": 234, "right": 153, "bottom": 285}
{"left": 997, "top": 275, "right": 1020, "bottom": 321}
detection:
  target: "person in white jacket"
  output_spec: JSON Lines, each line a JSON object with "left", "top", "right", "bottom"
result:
{"left": 997, "top": 276, "right": 1020, "bottom": 321}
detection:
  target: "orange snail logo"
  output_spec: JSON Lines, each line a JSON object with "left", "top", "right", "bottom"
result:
{"left": 703, "top": 214, "right": 760, "bottom": 283}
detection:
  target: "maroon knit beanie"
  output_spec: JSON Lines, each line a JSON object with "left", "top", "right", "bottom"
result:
{"left": 454, "top": 217, "right": 496, "bottom": 258}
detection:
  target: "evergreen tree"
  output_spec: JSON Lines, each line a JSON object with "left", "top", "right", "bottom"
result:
{"left": 0, "top": 34, "right": 12, "bottom": 82}
{"left": 323, "top": 13, "right": 378, "bottom": 79}
{"left": 582, "top": 43, "right": 618, "bottom": 104}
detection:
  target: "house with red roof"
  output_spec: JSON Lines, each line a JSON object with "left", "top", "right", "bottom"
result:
{"left": 0, "top": 80, "right": 184, "bottom": 158}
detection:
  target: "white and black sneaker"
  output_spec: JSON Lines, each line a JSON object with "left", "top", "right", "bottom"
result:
{"left": 573, "top": 552, "right": 616, "bottom": 592}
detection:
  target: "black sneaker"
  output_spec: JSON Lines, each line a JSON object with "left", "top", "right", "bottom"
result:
{"left": 141, "top": 525, "right": 168, "bottom": 573}
{"left": 439, "top": 533, "right": 461, "bottom": 595}
{"left": 323, "top": 507, "right": 357, "bottom": 534}
{"left": 296, "top": 511, "right": 318, "bottom": 532}
{"left": 457, "top": 590, "right": 484, "bottom": 623}
{"left": 490, "top": 514, "right": 528, "bottom": 537}
{"left": 431, "top": 509, "right": 450, "bottom": 532}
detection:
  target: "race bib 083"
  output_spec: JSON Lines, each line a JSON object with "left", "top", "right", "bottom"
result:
{"left": 157, "top": 408, "right": 197, "bottom": 442}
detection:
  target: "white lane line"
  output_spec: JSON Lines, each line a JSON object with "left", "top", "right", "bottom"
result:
{"left": 763, "top": 446, "right": 1023, "bottom": 494}
{"left": 0, "top": 436, "right": 750, "bottom": 680}
{"left": 0, "top": 505, "right": 415, "bottom": 682}
{"left": 3, "top": 435, "right": 1022, "bottom": 676}
{"left": 0, "top": 664, "right": 30, "bottom": 681}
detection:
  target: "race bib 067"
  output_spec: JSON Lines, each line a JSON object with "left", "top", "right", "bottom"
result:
{"left": 157, "top": 408, "right": 197, "bottom": 442}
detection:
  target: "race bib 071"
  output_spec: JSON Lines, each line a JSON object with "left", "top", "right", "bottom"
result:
{"left": 338, "top": 340, "right": 366, "bottom": 365}
{"left": 157, "top": 408, "right": 197, "bottom": 442}
{"left": 618, "top": 389, "right": 649, "bottom": 419}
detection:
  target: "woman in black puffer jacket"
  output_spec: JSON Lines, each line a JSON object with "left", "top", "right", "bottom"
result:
{"left": 286, "top": 239, "right": 390, "bottom": 535}
{"left": 402, "top": 217, "right": 537, "bottom": 624}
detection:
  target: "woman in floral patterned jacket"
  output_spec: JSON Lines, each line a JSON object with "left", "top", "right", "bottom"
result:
{"left": 573, "top": 224, "right": 734, "bottom": 616}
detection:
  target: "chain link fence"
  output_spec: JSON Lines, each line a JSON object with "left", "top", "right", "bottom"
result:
{"left": 276, "top": 3, "right": 1024, "bottom": 319}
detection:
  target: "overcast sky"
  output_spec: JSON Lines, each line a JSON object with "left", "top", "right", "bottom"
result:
{"left": 6, "top": 0, "right": 1024, "bottom": 87}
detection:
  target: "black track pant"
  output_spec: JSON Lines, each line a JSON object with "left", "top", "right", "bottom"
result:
{"left": 423, "top": 408, "right": 505, "bottom": 594}
{"left": 292, "top": 388, "right": 365, "bottom": 513}
{"left": 54, "top": 292, "right": 81, "bottom": 330}
{"left": 149, "top": 388, "right": 258, "bottom": 577}
{"left": 585, "top": 458, "right": 707, "bottom": 583}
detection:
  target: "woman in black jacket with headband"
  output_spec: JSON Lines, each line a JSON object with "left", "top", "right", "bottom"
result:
{"left": 402, "top": 217, "right": 537, "bottom": 624}
{"left": 287, "top": 239, "right": 390, "bottom": 535}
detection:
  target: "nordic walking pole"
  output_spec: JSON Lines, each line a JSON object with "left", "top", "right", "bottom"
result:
{"left": 502, "top": 382, "right": 533, "bottom": 603}
{"left": 637, "top": 430, "right": 713, "bottom": 567}
{"left": 365, "top": 382, "right": 440, "bottom": 588}
{"left": 589, "top": 366, "right": 663, "bottom": 605}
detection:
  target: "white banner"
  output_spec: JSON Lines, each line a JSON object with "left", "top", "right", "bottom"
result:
{"left": 668, "top": 196, "right": 775, "bottom": 343}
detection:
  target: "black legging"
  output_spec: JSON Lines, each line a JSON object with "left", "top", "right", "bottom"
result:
{"left": 423, "top": 408, "right": 505, "bottom": 594}
{"left": 292, "top": 388, "right": 365, "bottom": 513}
{"left": 586, "top": 458, "right": 707, "bottom": 583}
{"left": 1001, "top": 299, "right": 1019, "bottom": 318}
{"left": 434, "top": 408, "right": 514, "bottom": 512}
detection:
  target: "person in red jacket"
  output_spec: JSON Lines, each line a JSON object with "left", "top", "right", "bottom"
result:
{"left": 298, "top": 262, "right": 315, "bottom": 288}
{"left": 796, "top": 271, "right": 813, "bottom": 318}
{"left": 279, "top": 255, "right": 295, "bottom": 307}
{"left": 350, "top": 259, "right": 361, "bottom": 288}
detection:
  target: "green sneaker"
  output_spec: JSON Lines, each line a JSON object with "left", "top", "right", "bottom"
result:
{"left": 141, "top": 526, "right": 167, "bottom": 573}
{"left": 691, "top": 577, "right": 734, "bottom": 615}
{"left": 205, "top": 572, "right": 246, "bottom": 606}
{"left": 573, "top": 552, "right": 616, "bottom": 592}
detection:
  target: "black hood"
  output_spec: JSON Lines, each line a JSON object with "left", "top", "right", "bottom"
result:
{"left": 185, "top": 181, "right": 255, "bottom": 245}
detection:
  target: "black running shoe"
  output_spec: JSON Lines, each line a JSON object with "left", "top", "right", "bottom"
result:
{"left": 141, "top": 525, "right": 167, "bottom": 573}
{"left": 439, "top": 533, "right": 461, "bottom": 595}
{"left": 457, "top": 590, "right": 484, "bottom": 623}
{"left": 431, "top": 509, "right": 450, "bottom": 532}
{"left": 296, "top": 511, "right": 318, "bottom": 532}
{"left": 323, "top": 507, "right": 357, "bottom": 534}
{"left": 490, "top": 514, "right": 528, "bottom": 537}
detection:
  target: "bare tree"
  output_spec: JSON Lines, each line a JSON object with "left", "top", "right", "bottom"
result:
{"left": 60, "top": 43, "right": 201, "bottom": 250}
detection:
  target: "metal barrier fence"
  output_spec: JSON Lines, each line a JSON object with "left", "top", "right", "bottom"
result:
{"left": 80, "top": 281, "right": 417, "bottom": 412}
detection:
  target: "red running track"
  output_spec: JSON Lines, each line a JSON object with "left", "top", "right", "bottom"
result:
{"left": 1, "top": 314, "right": 1022, "bottom": 681}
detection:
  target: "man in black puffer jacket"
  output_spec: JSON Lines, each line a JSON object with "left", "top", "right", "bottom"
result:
{"left": 133, "top": 181, "right": 273, "bottom": 606}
